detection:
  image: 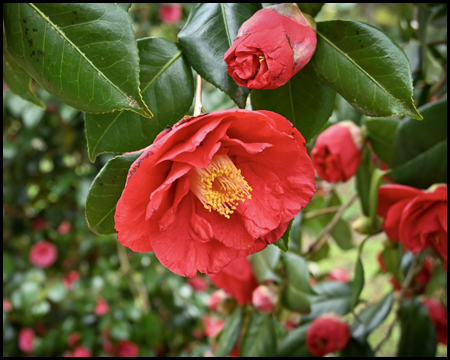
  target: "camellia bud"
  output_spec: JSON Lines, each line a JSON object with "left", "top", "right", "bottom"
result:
{"left": 208, "top": 289, "right": 237, "bottom": 316}
{"left": 224, "top": 3, "right": 317, "bottom": 89}
{"left": 278, "top": 309, "right": 301, "bottom": 331}
{"left": 351, "top": 215, "right": 373, "bottom": 235}
{"left": 251, "top": 284, "right": 279, "bottom": 314}
{"left": 311, "top": 121, "right": 365, "bottom": 183}
{"left": 327, "top": 268, "right": 349, "bottom": 283}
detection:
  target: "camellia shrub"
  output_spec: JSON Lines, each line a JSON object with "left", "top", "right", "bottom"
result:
{"left": 3, "top": 3, "right": 447, "bottom": 357}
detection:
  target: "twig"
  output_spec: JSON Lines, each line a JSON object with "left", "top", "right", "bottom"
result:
{"left": 303, "top": 205, "right": 342, "bottom": 219}
{"left": 304, "top": 193, "right": 357, "bottom": 258}
{"left": 193, "top": 74, "right": 203, "bottom": 116}
{"left": 373, "top": 254, "right": 421, "bottom": 354}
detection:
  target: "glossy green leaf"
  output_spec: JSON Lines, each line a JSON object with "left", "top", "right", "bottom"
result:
{"left": 311, "top": 20, "right": 422, "bottom": 120}
{"left": 251, "top": 62, "right": 336, "bottom": 143}
{"left": 85, "top": 152, "right": 141, "bottom": 235}
{"left": 277, "top": 323, "right": 312, "bottom": 357}
{"left": 4, "top": 3, "right": 152, "bottom": 117}
{"left": 390, "top": 99, "right": 447, "bottom": 188}
{"left": 369, "top": 168, "right": 389, "bottom": 230}
{"left": 351, "top": 257, "right": 365, "bottom": 309}
{"left": 178, "top": 3, "right": 261, "bottom": 108}
{"left": 301, "top": 282, "right": 352, "bottom": 322}
{"left": 250, "top": 246, "right": 281, "bottom": 283}
{"left": 240, "top": 312, "right": 276, "bottom": 357}
{"left": 341, "top": 338, "right": 374, "bottom": 357}
{"left": 398, "top": 298, "right": 437, "bottom": 357}
{"left": 3, "top": 31, "right": 44, "bottom": 108}
{"left": 215, "top": 306, "right": 243, "bottom": 357}
{"left": 298, "top": 3, "right": 325, "bottom": 18}
{"left": 310, "top": 241, "right": 329, "bottom": 262}
{"left": 85, "top": 38, "right": 194, "bottom": 162}
{"left": 364, "top": 117, "right": 400, "bottom": 165}
{"left": 355, "top": 147, "right": 373, "bottom": 216}
{"left": 288, "top": 211, "right": 303, "bottom": 252}
{"left": 351, "top": 292, "right": 394, "bottom": 343}
{"left": 381, "top": 244, "right": 403, "bottom": 283}
{"left": 273, "top": 219, "right": 293, "bottom": 252}
{"left": 336, "top": 94, "right": 363, "bottom": 126}
{"left": 282, "top": 253, "right": 315, "bottom": 313}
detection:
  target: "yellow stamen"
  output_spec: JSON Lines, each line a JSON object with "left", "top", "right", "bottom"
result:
{"left": 258, "top": 55, "right": 265, "bottom": 63}
{"left": 189, "top": 155, "right": 253, "bottom": 219}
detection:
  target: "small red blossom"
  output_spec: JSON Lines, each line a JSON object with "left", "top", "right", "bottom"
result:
{"left": 3, "top": 298, "right": 12, "bottom": 312}
{"left": 224, "top": 3, "right": 316, "bottom": 89}
{"left": 114, "top": 110, "right": 315, "bottom": 277}
{"left": 202, "top": 316, "right": 224, "bottom": 338}
{"left": 280, "top": 312, "right": 301, "bottom": 331}
{"left": 187, "top": 276, "right": 209, "bottom": 292}
{"left": 68, "top": 332, "right": 81, "bottom": 348}
{"left": 312, "top": 121, "right": 364, "bottom": 183}
{"left": 327, "top": 268, "right": 349, "bottom": 283}
{"left": 95, "top": 297, "right": 109, "bottom": 316}
{"left": 208, "top": 257, "right": 259, "bottom": 306}
{"left": 306, "top": 314, "right": 350, "bottom": 357}
{"left": 208, "top": 289, "right": 230, "bottom": 312}
{"left": 46, "top": 102, "right": 57, "bottom": 113}
{"left": 378, "top": 184, "right": 447, "bottom": 266}
{"left": 423, "top": 298, "right": 447, "bottom": 345}
{"left": 64, "top": 270, "right": 80, "bottom": 290}
{"left": 58, "top": 220, "right": 72, "bottom": 235}
{"left": 251, "top": 284, "right": 278, "bottom": 314}
{"left": 29, "top": 240, "right": 58, "bottom": 268}
{"left": 117, "top": 340, "right": 139, "bottom": 357}
{"left": 32, "top": 217, "right": 48, "bottom": 231}
{"left": 73, "top": 346, "right": 92, "bottom": 357}
{"left": 159, "top": 3, "right": 182, "bottom": 24}
{"left": 18, "top": 328, "right": 35, "bottom": 354}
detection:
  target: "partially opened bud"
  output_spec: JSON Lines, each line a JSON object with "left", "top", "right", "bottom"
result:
{"left": 251, "top": 284, "right": 279, "bottom": 314}
{"left": 312, "top": 121, "right": 365, "bottom": 183}
{"left": 224, "top": 3, "right": 317, "bottom": 89}
{"left": 208, "top": 289, "right": 237, "bottom": 316}
{"left": 352, "top": 216, "right": 373, "bottom": 234}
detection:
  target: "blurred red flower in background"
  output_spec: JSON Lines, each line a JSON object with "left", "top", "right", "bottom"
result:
{"left": 3, "top": 298, "right": 12, "bottom": 312}
{"left": 29, "top": 240, "right": 58, "bottom": 268}
{"left": 95, "top": 297, "right": 109, "bottom": 316}
{"left": 423, "top": 298, "right": 447, "bottom": 345}
{"left": 32, "top": 217, "right": 48, "bottom": 231}
{"left": 306, "top": 314, "right": 350, "bottom": 357}
{"left": 57, "top": 220, "right": 72, "bottom": 235}
{"left": 208, "top": 257, "right": 259, "bottom": 306}
{"left": 159, "top": 3, "right": 182, "bottom": 24}
{"left": 18, "top": 328, "right": 35, "bottom": 354}
{"left": 73, "top": 346, "right": 92, "bottom": 357}
{"left": 115, "top": 109, "right": 315, "bottom": 277}
{"left": 68, "top": 332, "right": 81, "bottom": 348}
{"left": 251, "top": 284, "right": 278, "bottom": 314}
{"left": 117, "top": 340, "right": 139, "bottom": 357}
{"left": 311, "top": 121, "right": 364, "bottom": 183}
{"left": 327, "top": 268, "right": 349, "bottom": 283}
{"left": 378, "top": 184, "right": 447, "bottom": 267}
{"left": 202, "top": 316, "right": 225, "bottom": 338}
{"left": 187, "top": 276, "right": 209, "bottom": 292}
{"left": 63, "top": 270, "right": 80, "bottom": 290}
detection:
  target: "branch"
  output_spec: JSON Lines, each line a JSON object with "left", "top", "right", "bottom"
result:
{"left": 193, "top": 74, "right": 203, "bottom": 116}
{"left": 303, "top": 205, "right": 342, "bottom": 219}
{"left": 304, "top": 193, "right": 357, "bottom": 258}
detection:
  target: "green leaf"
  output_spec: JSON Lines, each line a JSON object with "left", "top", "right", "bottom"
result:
{"left": 341, "top": 338, "right": 374, "bottom": 357}
{"left": 4, "top": 3, "right": 152, "bottom": 117}
{"left": 310, "top": 241, "right": 329, "bottom": 262}
{"left": 250, "top": 246, "right": 281, "bottom": 283}
{"left": 336, "top": 93, "right": 363, "bottom": 126}
{"left": 311, "top": 20, "right": 422, "bottom": 120}
{"left": 298, "top": 3, "right": 325, "bottom": 18}
{"left": 364, "top": 117, "right": 400, "bottom": 165}
{"left": 369, "top": 168, "right": 388, "bottom": 230}
{"left": 355, "top": 147, "right": 373, "bottom": 216}
{"left": 381, "top": 244, "right": 403, "bottom": 283}
{"left": 301, "top": 282, "right": 352, "bottom": 322}
{"left": 398, "top": 298, "right": 437, "bottom": 357}
{"left": 85, "top": 152, "right": 141, "bottom": 235}
{"left": 288, "top": 211, "right": 303, "bottom": 252}
{"left": 85, "top": 38, "right": 194, "bottom": 162}
{"left": 273, "top": 219, "right": 293, "bottom": 252}
{"left": 351, "top": 256, "right": 365, "bottom": 309}
{"left": 351, "top": 292, "right": 394, "bottom": 343}
{"left": 390, "top": 99, "right": 447, "bottom": 188}
{"left": 178, "top": 3, "right": 261, "bottom": 108}
{"left": 241, "top": 312, "right": 276, "bottom": 357}
{"left": 277, "top": 323, "right": 312, "bottom": 357}
{"left": 215, "top": 306, "right": 243, "bottom": 357}
{"left": 3, "top": 31, "right": 44, "bottom": 108}
{"left": 282, "top": 253, "right": 315, "bottom": 313}
{"left": 251, "top": 62, "right": 336, "bottom": 143}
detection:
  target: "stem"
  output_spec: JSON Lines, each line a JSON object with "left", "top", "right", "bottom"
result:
{"left": 304, "top": 193, "right": 357, "bottom": 258}
{"left": 193, "top": 74, "right": 203, "bottom": 116}
{"left": 303, "top": 205, "right": 342, "bottom": 219}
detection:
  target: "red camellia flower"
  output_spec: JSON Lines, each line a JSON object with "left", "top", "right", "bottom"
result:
{"left": 327, "top": 268, "right": 349, "bottom": 283}
{"left": 73, "top": 346, "right": 92, "bottom": 357}
{"left": 32, "top": 217, "right": 48, "bottom": 231}
{"left": 29, "top": 240, "right": 58, "bottom": 268}
{"left": 18, "top": 328, "right": 35, "bottom": 354}
{"left": 378, "top": 184, "right": 447, "bottom": 267}
{"left": 208, "top": 257, "right": 259, "bottom": 306}
{"left": 95, "top": 297, "right": 109, "bottom": 316}
{"left": 423, "top": 298, "right": 447, "bottom": 345}
{"left": 68, "top": 332, "right": 81, "bottom": 348}
{"left": 159, "top": 3, "right": 182, "bottom": 24}
{"left": 3, "top": 298, "right": 12, "bottom": 312}
{"left": 63, "top": 270, "right": 80, "bottom": 290}
{"left": 311, "top": 121, "right": 364, "bottom": 183}
{"left": 306, "top": 314, "right": 350, "bottom": 357}
{"left": 114, "top": 109, "right": 315, "bottom": 277}
{"left": 187, "top": 276, "right": 209, "bottom": 292}
{"left": 57, "top": 220, "right": 72, "bottom": 235}
{"left": 224, "top": 3, "right": 316, "bottom": 89}
{"left": 117, "top": 340, "right": 139, "bottom": 357}
{"left": 202, "top": 316, "right": 225, "bottom": 338}
{"left": 251, "top": 284, "right": 278, "bottom": 314}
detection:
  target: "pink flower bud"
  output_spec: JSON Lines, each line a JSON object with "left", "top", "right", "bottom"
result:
{"left": 159, "top": 4, "right": 182, "bottom": 24}
{"left": 3, "top": 298, "right": 12, "bottom": 312}
{"left": 202, "top": 316, "right": 224, "bottom": 338}
{"left": 208, "top": 289, "right": 229, "bottom": 312}
{"left": 63, "top": 270, "right": 80, "bottom": 290}
{"left": 327, "top": 268, "right": 349, "bottom": 283}
{"left": 187, "top": 276, "right": 209, "bottom": 292}
{"left": 95, "top": 297, "right": 109, "bottom": 316}
{"left": 251, "top": 284, "right": 278, "bottom": 314}
{"left": 68, "top": 332, "right": 81, "bottom": 348}
{"left": 58, "top": 220, "right": 72, "bottom": 235}
{"left": 73, "top": 346, "right": 92, "bottom": 357}
{"left": 29, "top": 240, "right": 58, "bottom": 268}
{"left": 18, "top": 328, "right": 35, "bottom": 353}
